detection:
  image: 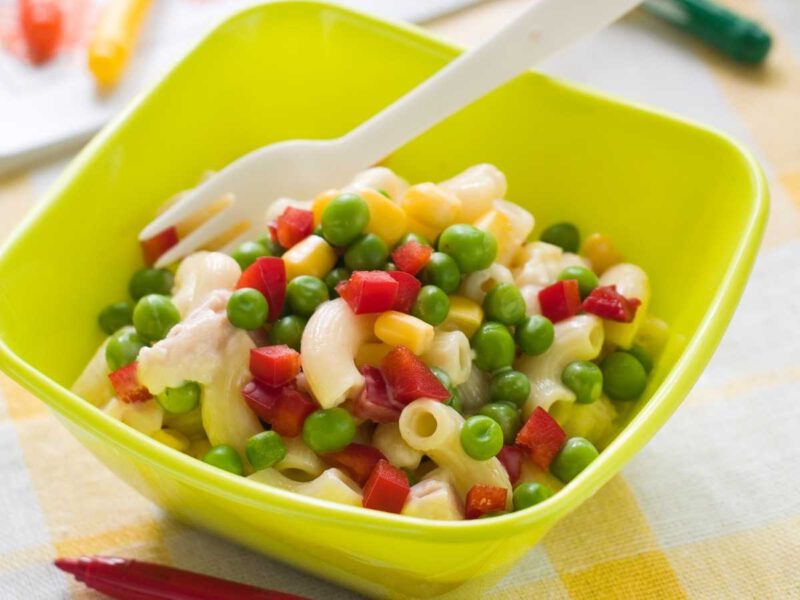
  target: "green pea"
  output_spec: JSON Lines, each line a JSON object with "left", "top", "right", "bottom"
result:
{"left": 286, "top": 276, "right": 329, "bottom": 318}
{"left": 512, "top": 482, "right": 554, "bottom": 511}
{"left": 129, "top": 268, "right": 174, "bottom": 301}
{"left": 430, "top": 367, "right": 461, "bottom": 412}
{"left": 483, "top": 283, "right": 526, "bottom": 325}
{"left": 602, "top": 351, "right": 648, "bottom": 401}
{"left": 227, "top": 288, "right": 269, "bottom": 330}
{"left": 625, "top": 345, "right": 654, "bottom": 373}
{"left": 231, "top": 241, "right": 269, "bottom": 270}
{"left": 133, "top": 294, "right": 180, "bottom": 342}
{"left": 438, "top": 224, "right": 497, "bottom": 273}
{"left": 245, "top": 431, "right": 287, "bottom": 471}
{"left": 445, "top": 393, "right": 463, "bottom": 414}
{"left": 515, "top": 315, "right": 555, "bottom": 356}
{"left": 156, "top": 381, "right": 200, "bottom": 414}
{"left": 203, "top": 445, "right": 244, "bottom": 475}
{"left": 268, "top": 315, "right": 307, "bottom": 351}
{"left": 321, "top": 192, "right": 370, "bottom": 246}
{"left": 257, "top": 235, "right": 284, "bottom": 257}
{"left": 412, "top": 286, "right": 450, "bottom": 325}
{"left": 324, "top": 268, "right": 350, "bottom": 297}
{"left": 344, "top": 234, "right": 388, "bottom": 271}
{"left": 396, "top": 232, "right": 431, "bottom": 248}
{"left": 557, "top": 265, "right": 598, "bottom": 299}
{"left": 105, "top": 328, "right": 146, "bottom": 371}
{"left": 472, "top": 322, "right": 516, "bottom": 372}
{"left": 302, "top": 408, "right": 356, "bottom": 453}
{"left": 383, "top": 262, "right": 397, "bottom": 271}
{"left": 562, "top": 360, "right": 603, "bottom": 404}
{"left": 540, "top": 222, "right": 580, "bottom": 253}
{"left": 460, "top": 415, "right": 504, "bottom": 460}
{"left": 313, "top": 224, "right": 324, "bottom": 237}
{"left": 550, "top": 437, "right": 599, "bottom": 483}
{"left": 489, "top": 369, "right": 531, "bottom": 408}
{"left": 478, "top": 402, "right": 521, "bottom": 444}
{"left": 420, "top": 252, "right": 461, "bottom": 294}
{"left": 98, "top": 300, "right": 134, "bottom": 335}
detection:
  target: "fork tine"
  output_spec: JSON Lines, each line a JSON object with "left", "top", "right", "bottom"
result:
{"left": 154, "top": 208, "right": 239, "bottom": 268}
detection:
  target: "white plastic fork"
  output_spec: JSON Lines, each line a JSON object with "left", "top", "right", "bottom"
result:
{"left": 141, "top": 0, "right": 641, "bottom": 268}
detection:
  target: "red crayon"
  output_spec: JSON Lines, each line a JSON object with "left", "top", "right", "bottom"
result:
{"left": 55, "top": 556, "right": 307, "bottom": 600}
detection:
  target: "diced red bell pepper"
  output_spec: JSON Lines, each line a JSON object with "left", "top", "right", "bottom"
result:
{"left": 362, "top": 459, "right": 410, "bottom": 513}
{"left": 267, "top": 221, "right": 279, "bottom": 244}
{"left": 496, "top": 445, "right": 525, "bottom": 485}
{"left": 465, "top": 484, "right": 507, "bottom": 519}
{"left": 387, "top": 271, "right": 422, "bottom": 313}
{"left": 19, "top": 0, "right": 63, "bottom": 64}
{"left": 250, "top": 345, "right": 301, "bottom": 387}
{"left": 582, "top": 285, "right": 641, "bottom": 323}
{"left": 108, "top": 362, "right": 152, "bottom": 403}
{"left": 350, "top": 365, "right": 404, "bottom": 423}
{"left": 381, "top": 346, "right": 450, "bottom": 404}
{"left": 337, "top": 271, "right": 398, "bottom": 314}
{"left": 241, "top": 380, "right": 316, "bottom": 437}
{"left": 276, "top": 207, "right": 313, "bottom": 248}
{"left": 236, "top": 257, "right": 286, "bottom": 322}
{"left": 391, "top": 241, "right": 432, "bottom": 276}
{"left": 516, "top": 407, "right": 567, "bottom": 470}
{"left": 140, "top": 226, "right": 178, "bottom": 266}
{"left": 323, "top": 443, "right": 387, "bottom": 486}
{"left": 538, "top": 279, "right": 581, "bottom": 323}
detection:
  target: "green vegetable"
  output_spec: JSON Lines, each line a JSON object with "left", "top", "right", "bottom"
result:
{"left": 483, "top": 283, "right": 526, "bottom": 325}
{"left": 105, "top": 328, "right": 146, "bottom": 371}
{"left": 383, "top": 262, "right": 397, "bottom": 271}
{"left": 445, "top": 393, "right": 463, "bottom": 414}
{"left": 344, "top": 233, "right": 389, "bottom": 271}
{"left": 133, "top": 294, "right": 180, "bottom": 342}
{"left": 602, "top": 351, "right": 648, "bottom": 401}
{"left": 489, "top": 369, "right": 531, "bottom": 408}
{"left": 397, "top": 232, "right": 431, "bottom": 248}
{"left": 231, "top": 241, "right": 269, "bottom": 270}
{"left": 557, "top": 265, "right": 598, "bottom": 299}
{"left": 561, "top": 360, "right": 603, "bottom": 404}
{"left": 98, "top": 300, "right": 134, "bottom": 335}
{"left": 478, "top": 402, "right": 521, "bottom": 444}
{"left": 472, "top": 322, "right": 515, "bottom": 372}
{"left": 302, "top": 408, "right": 356, "bottom": 453}
{"left": 268, "top": 315, "right": 307, "bottom": 351}
{"left": 515, "top": 315, "right": 555, "bottom": 356}
{"left": 550, "top": 437, "right": 599, "bottom": 483}
{"left": 540, "top": 222, "right": 580, "bottom": 253}
{"left": 227, "top": 288, "right": 269, "bottom": 330}
{"left": 156, "top": 381, "right": 200, "bottom": 414}
{"left": 420, "top": 252, "right": 461, "bottom": 294}
{"left": 412, "top": 285, "right": 450, "bottom": 326}
{"left": 438, "top": 224, "right": 497, "bottom": 273}
{"left": 625, "top": 345, "right": 654, "bottom": 373}
{"left": 286, "top": 276, "right": 329, "bottom": 318}
{"left": 324, "top": 268, "right": 351, "bottom": 297}
{"left": 129, "top": 268, "right": 174, "bottom": 300}
{"left": 203, "top": 445, "right": 244, "bottom": 475}
{"left": 460, "top": 415, "right": 504, "bottom": 460}
{"left": 431, "top": 367, "right": 461, "bottom": 412}
{"left": 512, "top": 482, "right": 554, "bottom": 511}
{"left": 321, "top": 192, "right": 370, "bottom": 246}
{"left": 245, "top": 431, "right": 287, "bottom": 470}
{"left": 257, "top": 235, "right": 284, "bottom": 257}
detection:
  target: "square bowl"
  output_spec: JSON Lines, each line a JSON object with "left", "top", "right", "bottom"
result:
{"left": 0, "top": 2, "right": 767, "bottom": 598}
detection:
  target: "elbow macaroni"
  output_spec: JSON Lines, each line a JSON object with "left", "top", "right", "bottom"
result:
{"left": 72, "top": 334, "right": 117, "bottom": 407}
{"left": 249, "top": 468, "right": 362, "bottom": 508}
{"left": 171, "top": 251, "right": 241, "bottom": 318}
{"left": 275, "top": 436, "right": 326, "bottom": 481}
{"left": 402, "top": 477, "right": 464, "bottom": 520}
{"left": 350, "top": 166, "right": 408, "bottom": 201}
{"left": 598, "top": 263, "right": 651, "bottom": 348}
{"left": 372, "top": 423, "right": 423, "bottom": 470}
{"left": 458, "top": 263, "right": 514, "bottom": 305}
{"left": 421, "top": 330, "right": 472, "bottom": 386}
{"left": 440, "top": 164, "right": 507, "bottom": 223}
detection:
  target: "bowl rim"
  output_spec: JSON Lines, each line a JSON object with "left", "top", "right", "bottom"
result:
{"left": 0, "top": 0, "right": 768, "bottom": 541}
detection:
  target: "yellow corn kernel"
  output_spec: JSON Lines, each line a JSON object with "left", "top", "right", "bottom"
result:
{"left": 405, "top": 215, "right": 440, "bottom": 244}
{"left": 311, "top": 189, "right": 339, "bottom": 226}
{"left": 441, "top": 295, "right": 484, "bottom": 338}
{"left": 360, "top": 188, "right": 408, "bottom": 246}
{"left": 401, "top": 183, "right": 461, "bottom": 234}
{"left": 152, "top": 428, "right": 191, "bottom": 453}
{"left": 188, "top": 438, "right": 212, "bottom": 460}
{"left": 355, "top": 342, "right": 394, "bottom": 368}
{"left": 474, "top": 209, "right": 514, "bottom": 265}
{"left": 282, "top": 235, "right": 337, "bottom": 280}
{"left": 374, "top": 311, "right": 434, "bottom": 355}
{"left": 581, "top": 233, "right": 622, "bottom": 275}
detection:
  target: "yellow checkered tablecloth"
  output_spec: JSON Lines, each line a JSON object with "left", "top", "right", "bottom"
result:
{"left": 1, "top": 0, "right": 799, "bottom": 598}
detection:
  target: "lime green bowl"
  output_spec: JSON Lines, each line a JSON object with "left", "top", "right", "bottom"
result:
{"left": 0, "top": 2, "right": 767, "bottom": 598}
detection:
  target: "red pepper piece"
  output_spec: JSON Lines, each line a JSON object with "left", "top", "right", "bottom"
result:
{"left": 249, "top": 345, "right": 301, "bottom": 388}
{"left": 241, "top": 380, "right": 316, "bottom": 437}
{"left": 582, "top": 285, "right": 641, "bottom": 323}
{"left": 350, "top": 365, "right": 404, "bottom": 423}
{"left": 108, "top": 362, "right": 152, "bottom": 403}
{"left": 538, "top": 279, "right": 581, "bottom": 323}
{"left": 387, "top": 271, "right": 422, "bottom": 313}
{"left": 19, "top": 0, "right": 63, "bottom": 64}
{"left": 140, "top": 226, "right": 178, "bottom": 267}
{"left": 391, "top": 241, "right": 432, "bottom": 276}
{"left": 236, "top": 257, "right": 286, "bottom": 322}
{"left": 362, "top": 459, "right": 410, "bottom": 513}
{"left": 516, "top": 407, "right": 567, "bottom": 470}
{"left": 276, "top": 207, "right": 313, "bottom": 248}
{"left": 323, "top": 443, "right": 387, "bottom": 486}
{"left": 465, "top": 484, "right": 507, "bottom": 519}
{"left": 381, "top": 346, "right": 450, "bottom": 404}
{"left": 267, "top": 221, "right": 280, "bottom": 244}
{"left": 496, "top": 445, "right": 525, "bottom": 485}
{"left": 337, "top": 271, "right": 398, "bottom": 314}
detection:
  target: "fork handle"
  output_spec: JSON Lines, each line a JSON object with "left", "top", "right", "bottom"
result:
{"left": 341, "top": 0, "right": 642, "bottom": 165}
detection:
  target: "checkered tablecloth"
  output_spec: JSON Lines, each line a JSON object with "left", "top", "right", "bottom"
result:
{"left": 1, "top": 1, "right": 799, "bottom": 598}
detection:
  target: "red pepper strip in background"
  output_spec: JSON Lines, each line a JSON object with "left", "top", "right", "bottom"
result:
{"left": 362, "top": 459, "right": 410, "bottom": 513}
{"left": 350, "top": 365, "right": 404, "bottom": 423}
{"left": 538, "top": 279, "right": 582, "bottom": 323}
{"left": 516, "top": 407, "right": 567, "bottom": 470}
{"left": 465, "top": 485, "right": 507, "bottom": 519}
{"left": 249, "top": 345, "right": 300, "bottom": 388}
{"left": 19, "top": 0, "right": 63, "bottom": 64}
{"left": 496, "top": 445, "right": 525, "bottom": 485}
{"left": 387, "top": 271, "right": 422, "bottom": 313}
{"left": 381, "top": 346, "right": 450, "bottom": 404}
{"left": 323, "top": 443, "right": 386, "bottom": 486}
{"left": 140, "top": 227, "right": 178, "bottom": 266}
{"left": 582, "top": 284, "right": 641, "bottom": 323}
{"left": 391, "top": 241, "right": 432, "bottom": 275}
{"left": 337, "top": 271, "right": 398, "bottom": 314}
{"left": 267, "top": 221, "right": 280, "bottom": 244}
{"left": 241, "top": 380, "right": 316, "bottom": 437}
{"left": 276, "top": 207, "right": 313, "bottom": 249}
{"left": 237, "top": 257, "right": 286, "bottom": 321}
{"left": 108, "top": 363, "right": 152, "bottom": 403}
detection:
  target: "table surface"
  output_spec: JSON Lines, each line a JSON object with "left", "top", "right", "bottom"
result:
{"left": 1, "top": 1, "right": 799, "bottom": 598}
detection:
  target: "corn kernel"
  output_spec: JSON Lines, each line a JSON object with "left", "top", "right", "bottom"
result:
{"left": 152, "top": 428, "right": 191, "bottom": 453}
{"left": 581, "top": 233, "right": 622, "bottom": 275}
{"left": 405, "top": 215, "right": 440, "bottom": 243}
{"left": 188, "top": 438, "right": 212, "bottom": 460}
{"left": 360, "top": 188, "right": 407, "bottom": 246}
{"left": 355, "top": 342, "right": 394, "bottom": 368}
{"left": 374, "top": 311, "right": 434, "bottom": 355}
{"left": 282, "top": 235, "right": 337, "bottom": 280}
{"left": 311, "top": 189, "right": 339, "bottom": 226}
{"left": 441, "top": 295, "right": 484, "bottom": 338}
{"left": 401, "top": 183, "right": 461, "bottom": 233}
{"left": 474, "top": 208, "right": 515, "bottom": 265}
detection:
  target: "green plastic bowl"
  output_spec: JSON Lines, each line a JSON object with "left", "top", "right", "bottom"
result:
{"left": 0, "top": 2, "right": 767, "bottom": 598}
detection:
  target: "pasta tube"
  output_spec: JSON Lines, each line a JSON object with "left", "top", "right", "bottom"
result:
{"left": 402, "top": 477, "right": 464, "bottom": 520}
{"left": 249, "top": 468, "right": 362, "bottom": 508}
{"left": 171, "top": 251, "right": 241, "bottom": 318}
{"left": 421, "top": 330, "right": 472, "bottom": 386}
{"left": 440, "top": 164, "right": 507, "bottom": 223}
{"left": 372, "top": 423, "right": 423, "bottom": 470}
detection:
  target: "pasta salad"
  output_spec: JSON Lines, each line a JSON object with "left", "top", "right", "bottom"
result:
{"left": 74, "top": 164, "right": 667, "bottom": 520}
